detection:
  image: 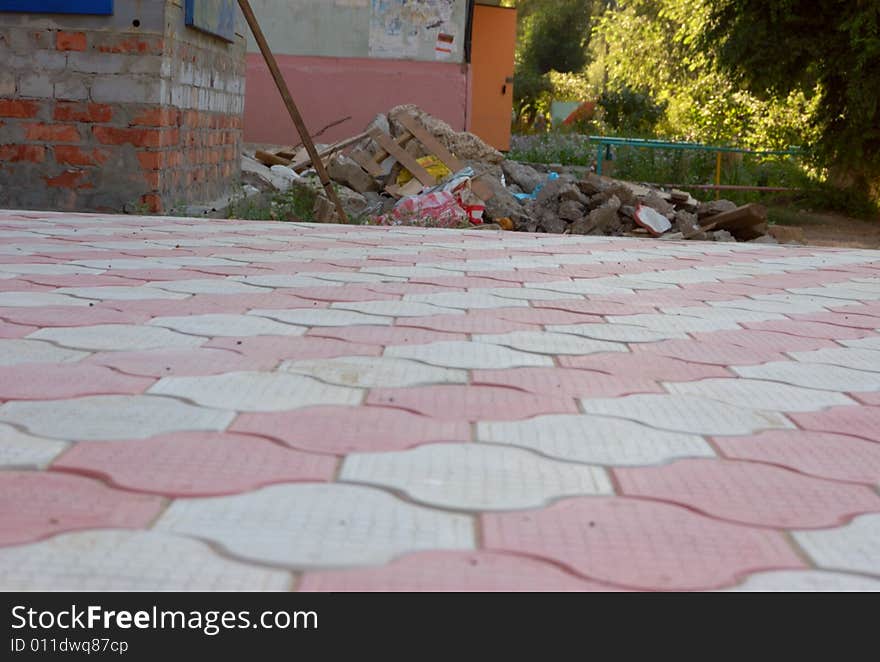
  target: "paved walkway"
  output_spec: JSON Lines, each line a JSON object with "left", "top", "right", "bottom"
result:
{"left": 1, "top": 209, "right": 879, "bottom": 591}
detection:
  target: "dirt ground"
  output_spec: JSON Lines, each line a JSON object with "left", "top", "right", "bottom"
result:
{"left": 770, "top": 207, "right": 880, "bottom": 250}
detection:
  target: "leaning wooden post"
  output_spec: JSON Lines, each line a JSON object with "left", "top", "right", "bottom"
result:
{"left": 237, "top": 0, "right": 348, "bottom": 223}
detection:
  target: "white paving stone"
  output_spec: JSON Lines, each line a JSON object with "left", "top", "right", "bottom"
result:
{"left": 0, "top": 395, "right": 234, "bottom": 441}
{"left": 150, "top": 371, "right": 362, "bottom": 411}
{"left": 0, "top": 424, "right": 68, "bottom": 468}
{"left": 386, "top": 341, "right": 553, "bottom": 369}
{"left": 0, "top": 339, "right": 89, "bottom": 366}
{"left": 711, "top": 298, "right": 829, "bottom": 315}
{"left": 660, "top": 306, "right": 785, "bottom": 323}
{"left": 154, "top": 483, "right": 475, "bottom": 568}
{"left": 789, "top": 347, "right": 880, "bottom": 372}
{"left": 71, "top": 258, "right": 180, "bottom": 270}
{"left": 149, "top": 314, "right": 306, "bottom": 338}
{"left": 0, "top": 263, "right": 103, "bottom": 275}
{"left": 788, "top": 285, "right": 880, "bottom": 302}
{"left": 0, "top": 530, "right": 292, "bottom": 591}
{"left": 607, "top": 313, "right": 741, "bottom": 333}
{"left": 340, "top": 443, "right": 613, "bottom": 510}
{"left": 626, "top": 269, "right": 720, "bottom": 285}
{"left": 145, "top": 278, "right": 268, "bottom": 295}
{"left": 840, "top": 336, "right": 880, "bottom": 350}
{"left": 56, "top": 286, "right": 190, "bottom": 301}
{"left": 358, "top": 266, "right": 461, "bottom": 279}
{"left": 478, "top": 415, "right": 714, "bottom": 466}
{"left": 665, "top": 378, "right": 854, "bottom": 412}
{"left": 30, "top": 325, "right": 204, "bottom": 351}
{"left": 793, "top": 514, "right": 880, "bottom": 577}
{"left": 403, "top": 291, "right": 529, "bottom": 310}
{"left": 548, "top": 322, "right": 685, "bottom": 342}
{"left": 527, "top": 279, "right": 634, "bottom": 296}
{"left": 473, "top": 331, "right": 628, "bottom": 356}
{"left": 483, "top": 287, "right": 584, "bottom": 302}
{"left": 311, "top": 272, "right": 406, "bottom": 284}
{"left": 579, "top": 394, "right": 794, "bottom": 435}
{"left": 0, "top": 292, "right": 94, "bottom": 307}
{"left": 726, "top": 570, "right": 880, "bottom": 592}
{"left": 234, "top": 274, "right": 343, "bottom": 288}
{"left": 280, "top": 355, "right": 466, "bottom": 388}
{"left": 249, "top": 308, "right": 392, "bottom": 327}
{"left": 331, "top": 300, "right": 453, "bottom": 318}
{"left": 734, "top": 361, "right": 880, "bottom": 393}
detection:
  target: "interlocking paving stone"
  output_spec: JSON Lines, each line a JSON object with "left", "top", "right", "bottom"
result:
{"left": 478, "top": 415, "right": 714, "bottom": 466}
{"left": 55, "top": 285, "right": 191, "bottom": 301}
{"left": 726, "top": 569, "right": 880, "bottom": 592}
{"left": 472, "top": 367, "right": 662, "bottom": 399}
{"left": 0, "top": 530, "right": 293, "bottom": 591}
{"left": 473, "top": 331, "right": 628, "bottom": 356}
{"left": 0, "top": 424, "right": 67, "bottom": 468}
{"left": 340, "top": 443, "right": 612, "bottom": 510}
{"left": 793, "top": 514, "right": 880, "bottom": 576}
{"left": 249, "top": 308, "right": 392, "bottom": 327}
{"left": 149, "top": 313, "right": 306, "bottom": 338}
{"left": 713, "top": 431, "right": 880, "bottom": 484}
{"left": 840, "top": 335, "right": 880, "bottom": 350}
{"left": 53, "top": 432, "right": 337, "bottom": 496}
{"left": 665, "top": 378, "right": 854, "bottom": 412}
{"left": 300, "top": 551, "right": 622, "bottom": 592}
{"left": 231, "top": 406, "right": 470, "bottom": 454}
{"left": 579, "top": 394, "right": 793, "bottom": 435}
{"left": 280, "top": 356, "right": 467, "bottom": 388}
{"left": 482, "top": 497, "right": 803, "bottom": 590}
{"left": 789, "top": 347, "right": 880, "bottom": 372}
{"left": 155, "top": 483, "right": 475, "bottom": 568}
{"left": 0, "top": 395, "right": 234, "bottom": 441}
{"left": 0, "top": 363, "right": 153, "bottom": 399}
{"left": 791, "top": 406, "right": 880, "bottom": 442}
{"left": 30, "top": 324, "right": 204, "bottom": 352}
{"left": 404, "top": 291, "right": 530, "bottom": 310}
{"left": 0, "top": 291, "right": 93, "bottom": 307}
{"left": 399, "top": 312, "right": 535, "bottom": 334}
{"left": 0, "top": 338, "right": 89, "bottom": 366}
{"left": 733, "top": 361, "right": 880, "bottom": 392}
{"left": 386, "top": 340, "right": 553, "bottom": 369}
{"left": 368, "top": 384, "right": 578, "bottom": 421}
{"left": 615, "top": 459, "right": 880, "bottom": 528}
{"left": 0, "top": 471, "right": 162, "bottom": 545}
{"left": 330, "top": 300, "right": 453, "bottom": 318}
{"left": 86, "top": 347, "right": 276, "bottom": 377}
{"left": 560, "top": 352, "right": 733, "bottom": 380}
{"left": 305, "top": 325, "right": 467, "bottom": 347}
{"left": 150, "top": 371, "right": 362, "bottom": 412}
{"left": 631, "top": 339, "right": 787, "bottom": 366}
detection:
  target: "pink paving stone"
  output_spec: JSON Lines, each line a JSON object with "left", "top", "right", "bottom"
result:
{"left": 51, "top": 431, "right": 337, "bottom": 497}
{"left": 305, "top": 325, "right": 467, "bottom": 347}
{"left": 86, "top": 347, "right": 277, "bottom": 377}
{"left": 97, "top": 269, "right": 230, "bottom": 282}
{"left": 282, "top": 286, "right": 399, "bottom": 303}
{"left": 472, "top": 367, "right": 663, "bottom": 399}
{"left": 300, "top": 551, "right": 626, "bottom": 592}
{"left": 20, "top": 274, "right": 150, "bottom": 288}
{"left": 0, "top": 305, "right": 149, "bottom": 327}
{"left": 0, "top": 280, "right": 55, "bottom": 292}
{"left": 366, "top": 385, "right": 579, "bottom": 422}
{"left": 713, "top": 430, "right": 880, "bottom": 485}
{"left": 486, "top": 307, "right": 603, "bottom": 326}
{"left": 534, "top": 299, "right": 657, "bottom": 317}
{"left": 0, "top": 471, "right": 163, "bottom": 546}
{"left": 742, "top": 319, "right": 876, "bottom": 340}
{"left": 851, "top": 392, "right": 880, "bottom": 406}
{"left": 697, "top": 282, "right": 785, "bottom": 297}
{"left": 615, "top": 459, "right": 880, "bottom": 529}
{"left": 0, "top": 322, "right": 38, "bottom": 338}
{"left": 253, "top": 261, "right": 353, "bottom": 274}
{"left": 97, "top": 293, "right": 323, "bottom": 317}
{"left": 559, "top": 352, "right": 732, "bottom": 381}
{"left": 791, "top": 406, "right": 880, "bottom": 443}
{"left": 206, "top": 335, "right": 381, "bottom": 361}
{"left": 791, "top": 310, "right": 880, "bottom": 330}
{"left": 409, "top": 276, "right": 523, "bottom": 289}
{"left": 0, "top": 364, "right": 154, "bottom": 399}
{"left": 398, "top": 312, "right": 536, "bottom": 334}
{"left": 482, "top": 496, "right": 804, "bottom": 591}
{"left": 364, "top": 283, "right": 464, "bottom": 296}
{"left": 630, "top": 339, "right": 788, "bottom": 366}
{"left": 231, "top": 405, "right": 471, "bottom": 453}
{"left": 691, "top": 329, "right": 836, "bottom": 352}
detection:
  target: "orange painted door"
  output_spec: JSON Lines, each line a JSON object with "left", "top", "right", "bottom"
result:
{"left": 469, "top": 4, "right": 517, "bottom": 151}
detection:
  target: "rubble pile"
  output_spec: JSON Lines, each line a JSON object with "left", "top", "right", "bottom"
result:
{"left": 243, "top": 106, "right": 781, "bottom": 243}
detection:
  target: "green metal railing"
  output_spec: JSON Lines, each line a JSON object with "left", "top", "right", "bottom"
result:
{"left": 589, "top": 136, "right": 804, "bottom": 198}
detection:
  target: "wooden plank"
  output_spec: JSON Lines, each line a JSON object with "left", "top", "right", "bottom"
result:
{"left": 290, "top": 132, "right": 369, "bottom": 172}
{"left": 255, "top": 150, "right": 291, "bottom": 167}
{"left": 350, "top": 148, "right": 386, "bottom": 177}
{"left": 700, "top": 203, "right": 768, "bottom": 241}
{"left": 394, "top": 112, "right": 463, "bottom": 172}
{"left": 369, "top": 128, "right": 437, "bottom": 187}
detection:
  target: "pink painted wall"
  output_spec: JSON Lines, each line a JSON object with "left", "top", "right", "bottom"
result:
{"left": 244, "top": 54, "right": 469, "bottom": 146}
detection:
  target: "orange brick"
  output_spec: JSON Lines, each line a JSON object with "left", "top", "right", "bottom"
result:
{"left": 54, "top": 102, "right": 113, "bottom": 123}
{"left": 136, "top": 151, "right": 164, "bottom": 170}
{"left": 56, "top": 31, "right": 87, "bottom": 52}
{"left": 98, "top": 36, "right": 164, "bottom": 54}
{"left": 55, "top": 145, "right": 109, "bottom": 167}
{"left": 131, "top": 107, "right": 180, "bottom": 127}
{"left": 93, "top": 126, "right": 161, "bottom": 147}
{"left": 0, "top": 144, "right": 46, "bottom": 163}
{"left": 140, "top": 193, "right": 161, "bottom": 212}
{"left": 142, "top": 171, "right": 161, "bottom": 189}
{"left": 0, "top": 100, "right": 40, "bottom": 119}
{"left": 25, "top": 123, "right": 80, "bottom": 142}
{"left": 45, "top": 170, "right": 93, "bottom": 189}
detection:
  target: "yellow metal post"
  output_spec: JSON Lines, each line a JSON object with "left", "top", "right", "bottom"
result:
{"left": 715, "top": 151, "right": 722, "bottom": 200}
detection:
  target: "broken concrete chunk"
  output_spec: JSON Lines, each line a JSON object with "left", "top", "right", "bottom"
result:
{"left": 558, "top": 200, "right": 586, "bottom": 222}
{"left": 502, "top": 160, "right": 543, "bottom": 195}
{"left": 634, "top": 205, "right": 672, "bottom": 236}
{"left": 327, "top": 154, "right": 379, "bottom": 194}
{"left": 570, "top": 217, "right": 598, "bottom": 235}
{"left": 590, "top": 201, "right": 623, "bottom": 235}
{"left": 697, "top": 199, "right": 738, "bottom": 220}
{"left": 577, "top": 173, "right": 608, "bottom": 196}
{"left": 712, "top": 230, "right": 736, "bottom": 242}
{"left": 639, "top": 192, "right": 675, "bottom": 217}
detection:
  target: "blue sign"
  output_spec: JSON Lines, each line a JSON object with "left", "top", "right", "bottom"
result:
{"left": 0, "top": 0, "right": 113, "bottom": 14}
{"left": 185, "top": 0, "right": 236, "bottom": 43}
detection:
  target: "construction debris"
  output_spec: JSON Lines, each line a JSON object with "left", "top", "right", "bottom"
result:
{"left": 244, "top": 106, "right": 775, "bottom": 241}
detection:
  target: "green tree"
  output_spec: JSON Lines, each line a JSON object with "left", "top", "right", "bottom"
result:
{"left": 704, "top": 0, "right": 880, "bottom": 197}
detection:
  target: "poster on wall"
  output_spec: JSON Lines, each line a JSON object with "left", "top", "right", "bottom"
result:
{"left": 369, "top": 0, "right": 459, "bottom": 60}
{"left": 0, "top": 0, "right": 113, "bottom": 14}
{"left": 185, "top": 0, "right": 236, "bottom": 43}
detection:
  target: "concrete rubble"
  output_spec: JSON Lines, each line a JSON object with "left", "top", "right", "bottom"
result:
{"left": 242, "top": 106, "right": 781, "bottom": 243}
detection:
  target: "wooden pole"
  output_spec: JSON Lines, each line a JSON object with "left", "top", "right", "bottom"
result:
{"left": 237, "top": 0, "right": 348, "bottom": 223}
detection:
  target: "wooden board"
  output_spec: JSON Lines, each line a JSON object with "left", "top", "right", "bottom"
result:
{"left": 369, "top": 128, "right": 436, "bottom": 187}
{"left": 700, "top": 203, "right": 768, "bottom": 241}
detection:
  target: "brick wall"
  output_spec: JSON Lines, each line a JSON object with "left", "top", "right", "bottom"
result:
{"left": 0, "top": 1, "right": 245, "bottom": 214}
